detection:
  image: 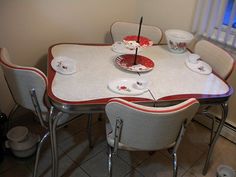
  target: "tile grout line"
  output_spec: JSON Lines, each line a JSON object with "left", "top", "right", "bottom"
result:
{"left": 180, "top": 151, "right": 207, "bottom": 177}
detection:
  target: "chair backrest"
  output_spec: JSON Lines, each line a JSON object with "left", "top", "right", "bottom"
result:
{"left": 105, "top": 98, "right": 199, "bottom": 151}
{"left": 111, "top": 21, "right": 163, "bottom": 44}
{"left": 194, "top": 40, "right": 234, "bottom": 80}
{"left": 0, "top": 48, "right": 48, "bottom": 116}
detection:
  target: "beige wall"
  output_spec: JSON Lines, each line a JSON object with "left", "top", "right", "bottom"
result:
{"left": 136, "top": 0, "right": 197, "bottom": 44}
{"left": 137, "top": 0, "right": 197, "bottom": 31}
{"left": 0, "top": 0, "right": 235, "bottom": 126}
{"left": 0, "top": 0, "right": 137, "bottom": 113}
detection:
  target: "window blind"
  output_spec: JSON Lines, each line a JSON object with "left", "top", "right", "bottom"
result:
{"left": 192, "top": 0, "right": 236, "bottom": 48}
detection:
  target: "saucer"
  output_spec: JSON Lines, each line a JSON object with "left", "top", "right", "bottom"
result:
{"left": 108, "top": 78, "right": 149, "bottom": 95}
{"left": 185, "top": 58, "right": 212, "bottom": 75}
{"left": 51, "top": 56, "right": 77, "bottom": 75}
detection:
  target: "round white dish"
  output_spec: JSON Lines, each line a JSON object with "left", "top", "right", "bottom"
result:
{"left": 51, "top": 56, "right": 77, "bottom": 75}
{"left": 108, "top": 78, "right": 149, "bottom": 95}
{"left": 112, "top": 41, "right": 143, "bottom": 54}
{"left": 217, "top": 165, "right": 236, "bottom": 177}
{"left": 7, "top": 126, "right": 29, "bottom": 142}
{"left": 185, "top": 59, "right": 212, "bottom": 75}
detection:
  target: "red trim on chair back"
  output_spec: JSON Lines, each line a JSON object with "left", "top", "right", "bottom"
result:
{"left": 108, "top": 98, "right": 198, "bottom": 113}
{"left": 0, "top": 48, "right": 48, "bottom": 84}
{"left": 0, "top": 48, "right": 49, "bottom": 112}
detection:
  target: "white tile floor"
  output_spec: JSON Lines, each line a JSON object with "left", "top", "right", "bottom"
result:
{"left": 0, "top": 111, "right": 235, "bottom": 177}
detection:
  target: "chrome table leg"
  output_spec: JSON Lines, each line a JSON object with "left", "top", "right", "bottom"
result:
{"left": 172, "top": 152, "right": 178, "bottom": 177}
{"left": 202, "top": 102, "right": 228, "bottom": 175}
{"left": 33, "top": 132, "right": 49, "bottom": 177}
{"left": 49, "top": 106, "right": 62, "bottom": 177}
{"left": 49, "top": 107, "right": 56, "bottom": 177}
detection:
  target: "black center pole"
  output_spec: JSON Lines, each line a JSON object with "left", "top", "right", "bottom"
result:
{"left": 134, "top": 16, "right": 143, "bottom": 65}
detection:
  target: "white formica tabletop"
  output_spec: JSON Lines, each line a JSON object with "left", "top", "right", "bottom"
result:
{"left": 47, "top": 43, "right": 232, "bottom": 112}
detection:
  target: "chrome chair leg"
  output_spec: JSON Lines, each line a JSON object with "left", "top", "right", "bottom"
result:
{"left": 210, "top": 116, "right": 216, "bottom": 143}
{"left": 87, "top": 114, "right": 93, "bottom": 148}
{"left": 108, "top": 145, "right": 113, "bottom": 177}
{"left": 202, "top": 103, "right": 228, "bottom": 175}
{"left": 204, "top": 110, "right": 217, "bottom": 144}
{"left": 49, "top": 107, "right": 56, "bottom": 177}
{"left": 172, "top": 152, "right": 178, "bottom": 177}
{"left": 52, "top": 110, "right": 63, "bottom": 177}
{"left": 33, "top": 131, "right": 49, "bottom": 177}
{"left": 48, "top": 106, "right": 62, "bottom": 177}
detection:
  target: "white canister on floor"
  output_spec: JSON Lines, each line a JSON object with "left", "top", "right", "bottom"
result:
{"left": 217, "top": 165, "right": 236, "bottom": 177}
{"left": 5, "top": 126, "right": 39, "bottom": 158}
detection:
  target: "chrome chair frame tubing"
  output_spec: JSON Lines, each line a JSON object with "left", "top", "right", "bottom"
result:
{"left": 49, "top": 106, "right": 63, "bottom": 177}
{"left": 202, "top": 102, "right": 228, "bottom": 175}
{"left": 108, "top": 145, "right": 113, "bottom": 177}
{"left": 33, "top": 131, "right": 49, "bottom": 177}
{"left": 30, "top": 89, "right": 47, "bottom": 129}
{"left": 170, "top": 122, "right": 186, "bottom": 177}
{"left": 108, "top": 119, "right": 123, "bottom": 177}
{"left": 172, "top": 152, "right": 178, "bottom": 177}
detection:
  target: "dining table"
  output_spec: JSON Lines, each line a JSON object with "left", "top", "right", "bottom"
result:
{"left": 47, "top": 43, "right": 233, "bottom": 177}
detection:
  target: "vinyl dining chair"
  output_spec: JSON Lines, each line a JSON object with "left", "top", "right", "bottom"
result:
{"left": 0, "top": 48, "right": 92, "bottom": 177}
{"left": 105, "top": 98, "right": 199, "bottom": 177}
{"left": 110, "top": 21, "right": 163, "bottom": 44}
{"left": 194, "top": 40, "right": 235, "bottom": 142}
{"left": 194, "top": 40, "right": 234, "bottom": 80}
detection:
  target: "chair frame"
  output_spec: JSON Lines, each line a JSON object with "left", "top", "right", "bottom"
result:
{"left": 193, "top": 40, "right": 234, "bottom": 175}
{"left": 110, "top": 21, "right": 163, "bottom": 45}
{"left": 107, "top": 119, "right": 187, "bottom": 177}
{"left": 0, "top": 48, "right": 92, "bottom": 177}
{"left": 105, "top": 98, "right": 199, "bottom": 177}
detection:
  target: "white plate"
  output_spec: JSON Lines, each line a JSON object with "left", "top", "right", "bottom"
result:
{"left": 185, "top": 59, "right": 212, "bottom": 75}
{"left": 108, "top": 78, "right": 149, "bottom": 95}
{"left": 51, "top": 56, "right": 77, "bottom": 75}
{"left": 112, "top": 41, "right": 143, "bottom": 54}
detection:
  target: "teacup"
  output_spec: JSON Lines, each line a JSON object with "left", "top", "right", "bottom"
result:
{"left": 188, "top": 54, "right": 200, "bottom": 64}
{"left": 135, "top": 78, "right": 148, "bottom": 90}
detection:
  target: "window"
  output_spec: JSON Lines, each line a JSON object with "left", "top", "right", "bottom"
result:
{"left": 192, "top": 0, "right": 236, "bottom": 48}
{"left": 223, "top": 0, "right": 236, "bottom": 28}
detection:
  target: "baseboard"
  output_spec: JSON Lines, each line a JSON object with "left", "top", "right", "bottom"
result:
{"left": 194, "top": 115, "right": 236, "bottom": 144}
